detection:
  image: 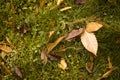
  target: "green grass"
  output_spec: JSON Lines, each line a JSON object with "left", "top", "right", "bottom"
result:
{"left": 0, "top": 0, "right": 120, "bottom": 80}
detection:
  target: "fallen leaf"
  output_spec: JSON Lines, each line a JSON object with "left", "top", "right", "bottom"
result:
{"left": 14, "top": 65, "right": 22, "bottom": 78}
{"left": 102, "top": 67, "right": 118, "bottom": 78}
{"left": 41, "top": 35, "right": 66, "bottom": 64}
{"left": 48, "top": 31, "right": 55, "bottom": 38}
{"left": 107, "top": 56, "right": 113, "bottom": 69}
{"left": 86, "top": 22, "right": 103, "bottom": 33}
{"left": 20, "top": 23, "right": 29, "bottom": 37}
{"left": 86, "top": 54, "right": 94, "bottom": 73}
{"left": 41, "top": 49, "right": 48, "bottom": 64}
{"left": 81, "top": 30, "right": 98, "bottom": 55}
{"left": 57, "top": 0, "right": 64, "bottom": 6}
{"left": 47, "top": 35, "right": 66, "bottom": 54}
{"left": 0, "top": 45, "right": 12, "bottom": 53}
{"left": 58, "top": 58, "right": 67, "bottom": 70}
{"left": 47, "top": 54, "right": 60, "bottom": 61}
{"left": 66, "top": 28, "right": 83, "bottom": 41}
{"left": 60, "top": 6, "right": 72, "bottom": 12}
{"left": 97, "top": 67, "right": 118, "bottom": 80}
{"left": 0, "top": 61, "right": 11, "bottom": 74}
{"left": 75, "top": 0, "right": 86, "bottom": 4}
{"left": 86, "top": 62, "right": 93, "bottom": 73}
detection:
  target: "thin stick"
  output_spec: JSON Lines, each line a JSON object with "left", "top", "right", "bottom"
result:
{"left": 10, "top": 0, "right": 16, "bottom": 32}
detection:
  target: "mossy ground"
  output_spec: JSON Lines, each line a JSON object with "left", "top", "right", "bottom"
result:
{"left": 0, "top": 0, "right": 120, "bottom": 80}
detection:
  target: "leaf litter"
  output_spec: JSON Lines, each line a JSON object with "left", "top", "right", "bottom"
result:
{"left": 81, "top": 30, "right": 98, "bottom": 55}
{"left": 58, "top": 58, "right": 67, "bottom": 70}
{"left": 86, "top": 55, "right": 94, "bottom": 73}
{"left": 0, "top": 61, "right": 11, "bottom": 74}
{"left": 66, "top": 28, "right": 84, "bottom": 41}
{"left": 14, "top": 65, "right": 23, "bottom": 78}
{"left": 86, "top": 22, "right": 103, "bottom": 33}
{"left": 97, "top": 56, "right": 118, "bottom": 80}
{"left": 0, "top": 44, "right": 12, "bottom": 53}
{"left": 41, "top": 35, "right": 66, "bottom": 64}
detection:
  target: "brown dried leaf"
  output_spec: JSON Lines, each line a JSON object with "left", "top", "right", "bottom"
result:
{"left": 86, "top": 22, "right": 103, "bottom": 33}
{"left": 102, "top": 67, "right": 118, "bottom": 78}
{"left": 14, "top": 65, "right": 22, "bottom": 78}
{"left": 86, "top": 54, "right": 94, "bottom": 73}
{"left": 97, "top": 67, "right": 118, "bottom": 80}
{"left": 47, "top": 54, "right": 60, "bottom": 61}
{"left": 41, "top": 35, "right": 66, "bottom": 64}
{"left": 47, "top": 35, "right": 66, "bottom": 54}
{"left": 66, "top": 28, "right": 84, "bottom": 41}
{"left": 0, "top": 45, "right": 12, "bottom": 53}
{"left": 81, "top": 30, "right": 98, "bottom": 55}
{"left": 107, "top": 56, "right": 113, "bottom": 69}
{"left": 86, "top": 62, "right": 94, "bottom": 73}
{"left": 41, "top": 49, "right": 48, "bottom": 64}
{"left": 0, "top": 62, "right": 11, "bottom": 74}
{"left": 58, "top": 58, "right": 67, "bottom": 70}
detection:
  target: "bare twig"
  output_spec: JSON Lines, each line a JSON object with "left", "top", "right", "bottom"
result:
{"left": 10, "top": 0, "right": 16, "bottom": 32}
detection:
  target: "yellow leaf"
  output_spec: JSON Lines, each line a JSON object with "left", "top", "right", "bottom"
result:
{"left": 86, "top": 22, "right": 103, "bottom": 33}
{"left": 58, "top": 58, "right": 67, "bottom": 70}
{"left": 81, "top": 30, "right": 98, "bottom": 55}
{"left": 0, "top": 45, "right": 12, "bottom": 53}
